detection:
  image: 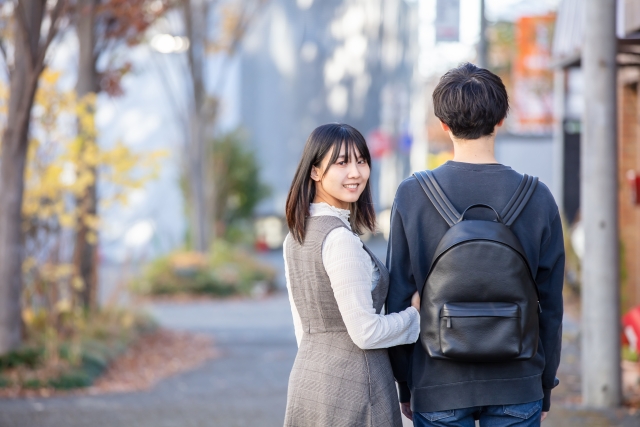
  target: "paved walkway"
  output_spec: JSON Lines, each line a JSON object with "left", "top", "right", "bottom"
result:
{"left": 0, "top": 295, "right": 297, "bottom": 427}
{"left": 542, "top": 314, "right": 640, "bottom": 426}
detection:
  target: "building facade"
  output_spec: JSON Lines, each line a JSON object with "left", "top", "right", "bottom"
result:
{"left": 553, "top": 0, "right": 640, "bottom": 310}
{"left": 238, "top": 0, "right": 419, "bottom": 217}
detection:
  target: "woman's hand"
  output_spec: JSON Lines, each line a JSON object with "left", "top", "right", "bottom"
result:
{"left": 411, "top": 291, "right": 420, "bottom": 311}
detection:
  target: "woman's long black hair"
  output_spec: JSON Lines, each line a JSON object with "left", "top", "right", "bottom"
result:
{"left": 285, "top": 123, "right": 376, "bottom": 243}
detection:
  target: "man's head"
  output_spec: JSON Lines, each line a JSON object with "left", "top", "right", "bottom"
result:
{"left": 433, "top": 63, "right": 509, "bottom": 140}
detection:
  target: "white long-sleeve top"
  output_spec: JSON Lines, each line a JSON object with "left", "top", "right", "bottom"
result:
{"left": 284, "top": 202, "right": 420, "bottom": 350}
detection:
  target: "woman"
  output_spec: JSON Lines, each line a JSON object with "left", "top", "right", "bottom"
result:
{"left": 283, "top": 123, "right": 420, "bottom": 427}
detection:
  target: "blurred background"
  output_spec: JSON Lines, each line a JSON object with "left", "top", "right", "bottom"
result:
{"left": 0, "top": 0, "right": 639, "bottom": 426}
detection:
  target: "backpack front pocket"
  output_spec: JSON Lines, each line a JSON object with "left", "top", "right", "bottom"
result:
{"left": 439, "top": 302, "right": 521, "bottom": 362}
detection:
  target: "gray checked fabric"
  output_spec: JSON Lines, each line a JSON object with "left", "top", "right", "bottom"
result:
{"left": 284, "top": 215, "right": 402, "bottom": 427}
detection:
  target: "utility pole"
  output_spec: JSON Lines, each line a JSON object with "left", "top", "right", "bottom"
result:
{"left": 478, "top": 0, "right": 488, "bottom": 68}
{"left": 581, "top": 0, "right": 621, "bottom": 408}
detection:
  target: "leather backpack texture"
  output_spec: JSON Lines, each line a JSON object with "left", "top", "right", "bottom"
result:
{"left": 414, "top": 170, "right": 540, "bottom": 362}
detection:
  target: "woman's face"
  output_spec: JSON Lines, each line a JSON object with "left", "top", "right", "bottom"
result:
{"left": 311, "top": 143, "right": 370, "bottom": 210}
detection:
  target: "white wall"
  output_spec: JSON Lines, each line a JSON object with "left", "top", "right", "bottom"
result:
{"left": 495, "top": 134, "right": 555, "bottom": 192}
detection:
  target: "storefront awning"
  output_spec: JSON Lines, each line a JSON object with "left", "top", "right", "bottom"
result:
{"left": 552, "top": 0, "right": 640, "bottom": 69}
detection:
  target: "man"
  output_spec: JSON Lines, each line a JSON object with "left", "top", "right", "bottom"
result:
{"left": 386, "top": 63, "right": 564, "bottom": 426}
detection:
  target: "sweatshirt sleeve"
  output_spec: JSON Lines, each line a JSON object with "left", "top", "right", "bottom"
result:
{"left": 323, "top": 227, "right": 420, "bottom": 350}
{"left": 536, "top": 212, "right": 565, "bottom": 411}
{"left": 385, "top": 201, "right": 418, "bottom": 403}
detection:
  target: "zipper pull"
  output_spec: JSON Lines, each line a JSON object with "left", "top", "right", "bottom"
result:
{"left": 446, "top": 317, "right": 451, "bottom": 328}
{"left": 538, "top": 302, "right": 542, "bottom": 314}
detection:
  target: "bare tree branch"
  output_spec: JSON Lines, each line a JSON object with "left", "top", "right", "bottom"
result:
{"left": 15, "top": 0, "right": 34, "bottom": 65}
{"left": 227, "top": 0, "right": 265, "bottom": 55}
{"left": 35, "top": 0, "right": 67, "bottom": 71}
{"left": 0, "top": 39, "right": 8, "bottom": 63}
{"left": 210, "top": 0, "right": 266, "bottom": 95}
{"left": 0, "top": 38, "right": 10, "bottom": 78}
{"left": 150, "top": 50, "right": 190, "bottom": 141}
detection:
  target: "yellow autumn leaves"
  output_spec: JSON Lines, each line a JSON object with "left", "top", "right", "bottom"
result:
{"left": 5, "top": 68, "right": 167, "bottom": 324}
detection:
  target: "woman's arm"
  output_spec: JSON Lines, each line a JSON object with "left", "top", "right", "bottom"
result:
{"left": 283, "top": 235, "right": 304, "bottom": 347}
{"left": 323, "top": 227, "right": 419, "bottom": 350}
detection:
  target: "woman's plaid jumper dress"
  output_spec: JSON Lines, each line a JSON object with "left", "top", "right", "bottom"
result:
{"left": 284, "top": 216, "right": 402, "bottom": 427}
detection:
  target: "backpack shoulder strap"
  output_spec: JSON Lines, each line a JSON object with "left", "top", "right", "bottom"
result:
{"left": 413, "top": 170, "right": 461, "bottom": 227}
{"left": 500, "top": 174, "right": 539, "bottom": 227}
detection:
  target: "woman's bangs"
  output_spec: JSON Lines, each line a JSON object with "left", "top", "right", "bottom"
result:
{"left": 352, "top": 133, "right": 371, "bottom": 164}
{"left": 320, "top": 125, "right": 372, "bottom": 178}
{"left": 334, "top": 136, "right": 366, "bottom": 165}
{"left": 326, "top": 137, "right": 353, "bottom": 166}
{"left": 345, "top": 127, "right": 371, "bottom": 164}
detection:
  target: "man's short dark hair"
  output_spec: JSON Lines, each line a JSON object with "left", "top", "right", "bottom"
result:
{"left": 432, "top": 63, "right": 509, "bottom": 140}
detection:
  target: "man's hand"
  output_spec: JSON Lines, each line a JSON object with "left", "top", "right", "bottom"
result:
{"left": 400, "top": 402, "right": 413, "bottom": 421}
{"left": 541, "top": 411, "right": 548, "bottom": 421}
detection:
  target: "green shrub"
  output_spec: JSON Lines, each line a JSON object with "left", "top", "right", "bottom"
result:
{"left": 623, "top": 345, "right": 639, "bottom": 363}
{"left": 210, "top": 130, "right": 270, "bottom": 233}
{"left": 0, "top": 376, "right": 12, "bottom": 388}
{"left": 0, "top": 347, "right": 42, "bottom": 371}
{"left": 1, "top": 308, "right": 155, "bottom": 392}
{"left": 49, "top": 370, "right": 92, "bottom": 390}
{"left": 131, "top": 240, "right": 276, "bottom": 297}
{"left": 23, "top": 378, "right": 42, "bottom": 389}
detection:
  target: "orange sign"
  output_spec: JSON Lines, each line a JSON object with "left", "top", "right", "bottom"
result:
{"left": 512, "top": 14, "right": 555, "bottom": 134}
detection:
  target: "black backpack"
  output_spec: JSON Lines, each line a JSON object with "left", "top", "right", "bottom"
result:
{"left": 413, "top": 170, "right": 540, "bottom": 362}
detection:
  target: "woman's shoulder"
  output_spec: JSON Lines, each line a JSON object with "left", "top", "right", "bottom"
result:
{"left": 324, "top": 226, "right": 363, "bottom": 254}
{"left": 305, "top": 215, "right": 351, "bottom": 242}
{"left": 307, "top": 214, "right": 349, "bottom": 229}
{"left": 285, "top": 222, "right": 355, "bottom": 250}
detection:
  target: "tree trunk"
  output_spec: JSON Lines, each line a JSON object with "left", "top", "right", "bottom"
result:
{"left": 73, "top": 0, "right": 99, "bottom": 309}
{"left": 0, "top": 0, "right": 46, "bottom": 353}
{"left": 0, "top": 111, "right": 32, "bottom": 353}
{"left": 184, "top": 0, "right": 212, "bottom": 252}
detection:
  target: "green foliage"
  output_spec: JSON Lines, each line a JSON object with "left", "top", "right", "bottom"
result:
{"left": 0, "top": 309, "right": 155, "bottom": 391}
{"left": 131, "top": 240, "right": 276, "bottom": 297}
{"left": 23, "top": 379, "right": 43, "bottom": 389}
{"left": 0, "top": 376, "right": 12, "bottom": 388}
{"left": 48, "top": 370, "right": 93, "bottom": 390}
{"left": 13, "top": 69, "right": 166, "bottom": 349}
{"left": 0, "top": 348, "right": 42, "bottom": 370}
{"left": 622, "top": 345, "right": 639, "bottom": 363}
{"left": 487, "top": 21, "right": 516, "bottom": 75}
{"left": 561, "top": 214, "right": 581, "bottom": 295}
{"left": 620, "top": 240, "right": 632, "bottom": 313}
{"left": 211, "top": 130, "right": 270, "bottom": 234}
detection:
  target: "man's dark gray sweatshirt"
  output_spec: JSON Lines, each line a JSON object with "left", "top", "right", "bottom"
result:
{"left": 386, "top": 161, "right": 564, "bottom": 413}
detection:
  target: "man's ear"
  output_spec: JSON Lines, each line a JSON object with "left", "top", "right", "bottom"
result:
{"left": 439, "top": 120, "right": 450, "bottom": 132}
{"left": 310, "top": 166, "right": 320, "bottom": 182}
{"left": 496, "top": 118, "right": 505, "bottom": 128}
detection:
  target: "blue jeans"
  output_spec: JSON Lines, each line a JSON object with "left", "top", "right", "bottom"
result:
{"left": 413, "top": 399, "right": 542, "bottom": 427}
